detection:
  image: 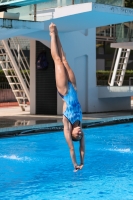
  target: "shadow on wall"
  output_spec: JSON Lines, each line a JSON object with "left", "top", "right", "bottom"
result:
{"left": 36, "top": 41, "right": 57, "bottom": 115}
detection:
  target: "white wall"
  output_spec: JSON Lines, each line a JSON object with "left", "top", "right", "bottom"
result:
{"left": 57, "top": 29, "right": 94, "bottom": 114}
{"left": 74, "top": 55, "right": 88, "bottom": 112}
{"left": 60, "top": 28, "right": 131, "bottom": 113}
{"left": 55, "top": 28, "right": 132, "bottom": 114}
{"left": 98, "top": 86, "right": 133, "bottom": 98}
{"left": 95, "top": 97, "right": 131, "bottom": 112}
{"left": 30, "top": 28, "right": 131, "bottom": 114}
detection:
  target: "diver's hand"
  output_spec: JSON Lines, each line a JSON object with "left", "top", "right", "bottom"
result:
{"left": 79, "top": 164, "right": 84, "bottom": 170}
{"left": 75, "top": 165, "right": 80, "bottom": 170}
{"left": 73, "top": 165, "right": 83, "bottom": 172}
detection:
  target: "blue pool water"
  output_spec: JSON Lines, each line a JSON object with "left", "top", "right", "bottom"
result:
{"left": 0, "top": 123, "right": 133, "bottom": 200}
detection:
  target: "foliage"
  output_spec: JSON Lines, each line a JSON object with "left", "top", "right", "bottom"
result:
{"left": 0, "top": 69, "right": 30, "bottom": 83}
{"left": 96, "top": 0, "right": 123, "bottom": 6}
{"left": 125, "top": 0, "right": 133, "bottom": 8}
{"left": 96, "top": 70, "right": 133, "bottom": 80}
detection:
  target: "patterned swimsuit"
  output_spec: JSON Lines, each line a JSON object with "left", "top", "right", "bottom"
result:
{"left": 59, "top": 82, "right": 82, "bottom": 125}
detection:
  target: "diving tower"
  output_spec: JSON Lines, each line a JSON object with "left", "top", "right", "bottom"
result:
{"left": 1, "top": 3, "right": 133, "bottom": 40}
{"left": 0, "top": 2, "right": 133, "bottom": 113}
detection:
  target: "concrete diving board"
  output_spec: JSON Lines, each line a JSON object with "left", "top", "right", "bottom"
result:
{"left": 1, "top": 3, "right": 133, "bottom": 40}
{"left": 42, "top": 3, "right": 133, "bottom": 32}
{"left": 111, "top": 42, "right": 133, "bottom": 50}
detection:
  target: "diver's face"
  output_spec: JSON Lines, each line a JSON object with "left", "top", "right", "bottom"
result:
{"left": 72, "top": 126, "right": 83, "bottom": 140}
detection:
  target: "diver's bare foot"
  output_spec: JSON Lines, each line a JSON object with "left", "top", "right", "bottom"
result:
{"left": 49, "top": 23, "right": 56, "bottom": 36}
{"left": 53, "top": 24, "right": 58, "bottom": 35}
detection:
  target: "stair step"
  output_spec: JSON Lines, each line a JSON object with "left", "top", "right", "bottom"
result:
{"left": 9, "top": 82, "right": 21, "bottom": 85}
{"left": 117, "top": 69, "right": 126, "bottom": 71}
{"left": 116, "top": 75, "right": 124, "bottom": 77}
{"left": 16, "top": 97, "right": 28, "bottom": 99}
{"left": 114, "top": 80, "right": 123, "bottom": 82}
{"left": 6, "top": 76, "right": 18, "bottom": 78}
{"left": 120, "top": 57, "right": 128, "bottom": 58}
{"left": 119, "top": 63, "right": 126, "bottom": 65}
{"left": 2, "top": 68, "right": 12, "bottom": 70}
{"left": 0, "top": 53, "right": 7, "bottom": 55}
{"left": 0, "top": 61, "right": 10, "bottom": 63}
{"left": 19, "top": 104, "right": 27, "bottom": 107}
{"left": 13, "top": 90, "right": 24, "bottom": 92}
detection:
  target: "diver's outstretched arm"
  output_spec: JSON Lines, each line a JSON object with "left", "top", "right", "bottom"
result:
{"left": 63, "top": 117, "right": 81, "bottom": 170}
{"left": 79, "top": 131, "right": 85, "bottom": 169}
{"left": 63, "top": 117, "right": 77, "bottom": 167}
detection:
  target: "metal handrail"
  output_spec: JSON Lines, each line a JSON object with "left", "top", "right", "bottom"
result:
{"left": 9, "top": 38, "right": 30, "bottom": 89}
{"left": 0, "top": 41, "right": 26, "bottom": 93}
{"left": 108, "top": 48, "right": 118, "bottom": 86}
{"left": 0, "top": 38, "right": 30, "bottom": 111}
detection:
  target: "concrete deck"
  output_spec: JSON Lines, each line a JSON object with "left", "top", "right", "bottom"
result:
{"left": 0, "top": 104, "right": 133, "bottom": 120}
{"left": 0, "top": 102, "right": 133, "bottom": 137}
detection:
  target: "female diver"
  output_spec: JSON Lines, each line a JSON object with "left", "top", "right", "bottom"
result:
{"left": 49, "top": 23, "right": 85, "bottom": 171}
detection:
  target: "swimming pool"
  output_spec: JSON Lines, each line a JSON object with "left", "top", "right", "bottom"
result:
{"left": 0, "top": 123, "right": 133, "bottom": 200}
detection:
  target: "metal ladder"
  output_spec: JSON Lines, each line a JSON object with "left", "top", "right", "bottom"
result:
{"left": 108, "top": 48, "right": 130, "bottom": 86}
{"left": 0, "top": 38, "right": 30, "bottom": 111}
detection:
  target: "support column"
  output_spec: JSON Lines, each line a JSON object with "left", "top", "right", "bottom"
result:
{"left": 30, "top": 39, "right": 36, "bottom": 114}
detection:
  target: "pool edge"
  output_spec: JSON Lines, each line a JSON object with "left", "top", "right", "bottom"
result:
{"left": 0, "top": 115, "right": 133, "bottom": 138}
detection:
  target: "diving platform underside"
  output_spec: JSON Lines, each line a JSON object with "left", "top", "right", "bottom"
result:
{"left": 0, "top": 3, "right": 133, "bottom": 40}
{"left": 111, "top": 42, "right": 133, "bottom": 50}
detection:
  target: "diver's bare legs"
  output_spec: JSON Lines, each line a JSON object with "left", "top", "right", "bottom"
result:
{"left": 54, "top": 25, "right": 77, "bottom": 88}
{"left": 49, "top": 23, "right": 68, "bottom": 95}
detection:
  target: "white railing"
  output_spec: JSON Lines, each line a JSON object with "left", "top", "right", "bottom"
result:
{"left": 0, "top": 37, "right": 30, "bottom": 111}
{"left": 8, "top": 38, "right": 30, "bottom": 90}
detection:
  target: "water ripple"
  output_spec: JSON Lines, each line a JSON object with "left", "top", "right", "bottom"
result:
{"left": 0, "top": 154, "right": 31, "bottom": 161}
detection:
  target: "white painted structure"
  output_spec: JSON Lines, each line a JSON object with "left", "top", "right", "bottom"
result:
{"left": 1, "top": 2, "right": 133, "bottom": 113}
{"left": 109, "top": 48, "right": 131, "bottom": 87}
{"left": 108, "top": 42, "right": 133, "bottom": 87}
{"left": 98, "top": 86, "right": 133, "bottom": 98}
{"left": 0, "top": 38, "right": 30, "bottom": 111}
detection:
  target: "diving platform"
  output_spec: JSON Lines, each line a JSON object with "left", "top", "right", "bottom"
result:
{"left": 111, "top": 42, "right": 133, "bottom": 50}
{"left": 0, "top": 3, "right": 133, "bottom": 40}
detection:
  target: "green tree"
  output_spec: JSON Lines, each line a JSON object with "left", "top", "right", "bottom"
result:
{"left": 125, "top": 0, "right": 133, "bottom": 8}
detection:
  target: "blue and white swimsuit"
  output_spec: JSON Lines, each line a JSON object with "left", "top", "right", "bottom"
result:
{"left": 59, "top": 82, "right": 82, "bottom": 125}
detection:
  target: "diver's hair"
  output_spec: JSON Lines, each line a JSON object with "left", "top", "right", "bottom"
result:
{"left": 72, "top": 135, "right": 82, "bottom": 142}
